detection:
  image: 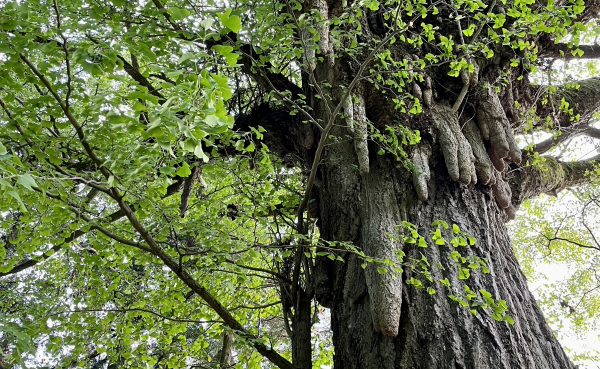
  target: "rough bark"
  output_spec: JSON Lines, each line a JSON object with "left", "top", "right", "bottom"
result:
{"left": 291, "top": 289, "right": 313, "bottom": 369}
{"left": 219, "top": 331, "right": 235, "bottom": 368}
{"left": 531, "top": 77, "right": 600, "bottom": 128}
{"left": 511, "top": 154, "right": 600, "bottom": 205}
{"left": 531, "top": 124, "right": 600, "bottom": 154}
{"left": 318, "top": 143, "right": 575, "bottom": 369}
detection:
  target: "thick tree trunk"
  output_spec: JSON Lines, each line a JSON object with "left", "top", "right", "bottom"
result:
{"left": 232, "top": 2, "right": 598, "bottom": 366}
{"left": 316, "top": 143, "right": 574, "bottom": 368}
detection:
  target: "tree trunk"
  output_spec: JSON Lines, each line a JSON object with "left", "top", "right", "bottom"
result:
{"left": 291, "top": 289, "right": 314, "bottom": 368}
{"left": 231, "top": 2, "right": 600, "bottom": 366}
{"left": 219, "top": 331, "right": 235, "bottom": 368}
{"left": 315, "top": 140, "right": 574, "bottom": 368}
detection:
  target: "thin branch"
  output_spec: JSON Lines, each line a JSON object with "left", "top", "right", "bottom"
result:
{"left": 531, "top": 124, "right": 600, "bottom": 155}
{"left": 224, "top": 259, "right": 292, "bottom": 284}
{"left": 111, "top": 192, "right": 293, "bottom": 369}
{"left": 230, "top": 300, "right": 281, "bottom": 311}
{"left": 33, "top": 186, "right": 153, "bottom": 253}
{"left": 540, "top": 43, "right": 600, "bottom": 60}
{"left": 19, "top": 53, "right": 112, "bottom": 181}
{"left": 542, "top": 235, "right": 600, "bottom": 252}
{"left": 46, "top": 307, "right": 223, "bottom": 324}
{"left": 53, "top": 0, "right": 73, "bottom": 109}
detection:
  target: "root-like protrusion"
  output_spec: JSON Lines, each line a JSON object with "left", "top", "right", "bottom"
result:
{"left": 423, "top": 75, "right": 433, "bottom": 108}
{"left": 476, "top": 86, "right": 512, "bottom": 160}
{"left": 462, "top": 120, "right": 495, "bottom": 185}
{"left": 431, "top": 104, "right": 477, "bottom": 185}
{"left": 505, "top": 124, "right": 522, "bottom": 164}
{"left": 343, "top": 92, "right": 370, "bottom": 176}
{"left": 429, "top": 82, "right": 521, "bottom": 217}
{"left": 353, "top": 93, "right": 370, "bottom": 176}
{"left": 452, "top": 59, "right": 479, "bottom": 111}
{"left": 487, "top": 144, "right": 507, "bottom": 172}
{"left": 492, "top": 172, "right": 512, "bottom": 209}
{"left": 411, "top": 142, "right": 432, "bottom": 201}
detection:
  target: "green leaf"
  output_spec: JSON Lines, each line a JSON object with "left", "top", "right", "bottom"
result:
{"left": 17, "top": 174, "right": 37, "bottom": 191}
{"left": 200, "top": 19, "right": 214, "bottom": 29}
{"left": 0, "top": 142, "right": 7, "bottom": 155}
{"left": 160, "top": 166, "right": 177, "bottom": 175}
{"left": 177, "top": 53, "right": 196, "bottom": 64}
{"left": 7, "top": 191, "right": 27, "bottom": 211}
{"left": 169, "top": 7, "right": 191, "bottom": 20}
{"left": 194, "top": 144, "right": 209, "bottom": 162}
{"left": 218, "top": 9, "right": 242, "bottom": 33}
{"left": 407, "top": 277, "right": 422, "bottom": 287}
{"left": 176, "top": 162, "right": 192, "bottom": 177}
{"left": 132, "top": 101, "right": 147, "bottom": 111}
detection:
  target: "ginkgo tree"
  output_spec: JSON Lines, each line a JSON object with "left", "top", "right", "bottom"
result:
{"left": 1, "top": 0, "right": 600, "bottom": 368}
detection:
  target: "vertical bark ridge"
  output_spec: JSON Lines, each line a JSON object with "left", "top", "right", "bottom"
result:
{"left": 360, "top": 155, "right": 403, "bottom": 337}
{"left": 323, "top": 149, "right": 574, "bottom": 369}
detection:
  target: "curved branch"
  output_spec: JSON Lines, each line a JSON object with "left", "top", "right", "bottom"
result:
{"left": 539, "top": 43, "right": 600, "bottom": 60}
{"left": 531, "top": 124, "right": 600, "bottom": 154}
{"left": 0, "top": 180, "right": 184, "bottom": 279}
{"left": 531, "top": 77, "right": 600, "bottom": 128}
{"left": 111, "top": 193, "right": 293, "bottom": 369}
{"left": 510, "top": 154, "right": 600, "bottom": 205}
{"left": 46, "top": 308, "right": 222, "bottom": 324}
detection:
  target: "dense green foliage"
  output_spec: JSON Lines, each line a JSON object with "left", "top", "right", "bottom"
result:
{"left": 0, "top": 0, "right": 599, "bottom": 367}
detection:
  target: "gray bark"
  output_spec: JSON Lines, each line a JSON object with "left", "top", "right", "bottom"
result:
{"left": 219, "top": 331, "right": 235, "bottom": 368}
{"left": 315, "top": 137, "right": 574, "bottom": 369}
{"left": 291, "top": 289, "right": 313, "bottom": 369}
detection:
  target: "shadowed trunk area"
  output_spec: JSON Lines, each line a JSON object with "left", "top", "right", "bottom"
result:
{"left": 316, "top": 142, "right": 574, "bottom": 369}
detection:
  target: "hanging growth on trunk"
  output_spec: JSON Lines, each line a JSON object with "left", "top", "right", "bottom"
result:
{"left": 1, "top": 0, "right": 600, "bottom": 368}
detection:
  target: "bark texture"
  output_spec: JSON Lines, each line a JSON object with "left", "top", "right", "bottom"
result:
{"left": 318, "top": 144, "right": 575, "bottom": 368}
{"left": 231, "top": 1, "right": 600, "bottom": 367}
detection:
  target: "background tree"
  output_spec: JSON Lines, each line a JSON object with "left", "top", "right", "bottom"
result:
{"left": 1, "top": 0, "right": 600, "bottom": 368}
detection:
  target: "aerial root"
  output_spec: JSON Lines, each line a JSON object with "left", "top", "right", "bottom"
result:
{"left": 462, "top": 120, "right": 495, "bottom": 185}
{"left": 353, "top": 92, "right": 370, "bottom": 176}
{"left": 487, "top": 144, "right": 507, "bottom": 172}
{"left": 432, "top": 104, "right": 477, "bottom": 185}
{"left": 476, "top": 86, "right": 510, "bottom": 160}
{"left": 411, "top": 142, "right": 432, "bottom": 201}
{"left": 343, "top": 90, "right": 369, "bottom": 176}
{"left": 492, "top": 173, "right": 512, "bottom": 209}
{"left": 406, "top": 54, "right": 433, "bottom": 108}
{"left": 425, "top": 79, "right": 520, "bottom": 218}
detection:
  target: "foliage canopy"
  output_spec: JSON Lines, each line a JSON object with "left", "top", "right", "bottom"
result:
{"left": 1, "top": 0, "right": 600, "bottom": 367}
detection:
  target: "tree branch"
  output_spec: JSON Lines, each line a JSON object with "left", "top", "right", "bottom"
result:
{"left": 46, "top": 308, "right": 223, "bottom": 325}
{"left": 0, "top": 180, "right": 184, "bottom": 279}
{"left": 530, "top": 77, "right": 600, "bottom": 128}
{"left": 111, "top": 192, "right": 293, "bottom": 369}
{"left": 539, "top": 43, "right": 600, "bottom": 60}
{"left": 510, "top": 155, "right": 600, "bottom": 205}
{"left": 531, "top": 124, "right": 600, "bottom": 154}
{"left": 19, "top": 53, "right": 112, "bottom": 181}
